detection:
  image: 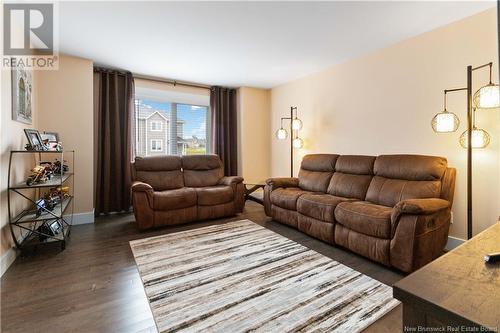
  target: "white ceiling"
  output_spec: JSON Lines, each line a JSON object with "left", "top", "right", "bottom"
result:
{"left": 59, "top": 1, "right": 495, "bottom": 88}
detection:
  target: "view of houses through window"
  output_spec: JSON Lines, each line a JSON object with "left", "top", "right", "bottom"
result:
{"left": 134, "top": 99, "right": 209, "bottom": 157}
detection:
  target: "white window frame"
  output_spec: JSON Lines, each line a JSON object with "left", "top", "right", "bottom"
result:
{"left": 150, "top": 139, "right": 163, "bottom": 152}
{"left": 150, "top": 120, "right": 162, "bottom": 132}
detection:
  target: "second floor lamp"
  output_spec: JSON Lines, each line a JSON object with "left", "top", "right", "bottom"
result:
{"left": 275, "top": 106, "right": 303, "bottom": 177}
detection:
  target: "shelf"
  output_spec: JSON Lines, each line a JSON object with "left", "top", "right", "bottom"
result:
{"left": 8, "top": 149, "right": 75, "bottom": 251}
{"left": 11, "top": 196, "right": 73, "bottom": 224}
{"left": 9, "top": 173, "right": 73, "bottom": 190}
{"left": 21, "top": 224, "right": 70, "bottom": 247}
{"left": 10, "top": 150, "right": 75, "bottom": 154}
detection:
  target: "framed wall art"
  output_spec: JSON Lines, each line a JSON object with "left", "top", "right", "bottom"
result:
{"left": 12, "top": 62, "right": 33, "bottom": 124}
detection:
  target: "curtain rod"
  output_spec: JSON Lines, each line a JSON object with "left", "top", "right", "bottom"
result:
{"left": 94, "top": 66, "right": 131, "bottom": 75}
{"left": 133, "top": 73, "right": 211, "bottom": 90}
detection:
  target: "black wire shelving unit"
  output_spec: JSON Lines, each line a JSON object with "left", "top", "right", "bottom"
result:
{"left": 7, "top": 150, "right": 75, "bottom": 251}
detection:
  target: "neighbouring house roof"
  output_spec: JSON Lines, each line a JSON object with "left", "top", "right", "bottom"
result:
{"left": 183, "top": 136, "right": 206, "bottom": 144}
{"left": 136, "top": 103, "right": 184, "bottom": 123}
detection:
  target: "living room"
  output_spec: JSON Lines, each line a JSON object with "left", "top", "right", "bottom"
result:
{"left": 1, "top": 1, "right": 499, "bottom": 332}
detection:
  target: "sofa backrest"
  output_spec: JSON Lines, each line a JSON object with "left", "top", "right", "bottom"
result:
{"left": 132, "top": 155, "right": 183, "bottom": 191}
{"left": 298, "top": 154, "right": 338, "bottom": 192}
{"left": 182, "top": 154, "right": 224, "bottom": 187}
{"left": 365, "top": 155, "right": 448, "bottom": 207}
{"left": 327, "top": 155, "right": 375, "bottom": 200}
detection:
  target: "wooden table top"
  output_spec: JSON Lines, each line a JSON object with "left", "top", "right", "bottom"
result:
{"left": 393, "top": 222, "right": 500, "bottom": 330}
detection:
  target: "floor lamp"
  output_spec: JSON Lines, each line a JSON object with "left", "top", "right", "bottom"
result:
{"left": 431, "top": 62, "right": 499, "bottom": 239}
{"left": 275, "top": 106, "right": 303, "bottom": 177}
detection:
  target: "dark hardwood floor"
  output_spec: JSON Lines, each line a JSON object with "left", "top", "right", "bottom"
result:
{"left": 1, "top": 201, "right": 404, "bottom": 333}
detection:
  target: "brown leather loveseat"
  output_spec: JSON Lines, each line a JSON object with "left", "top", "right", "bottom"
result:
{"left": 264, "top": 154, "right": 456, "bottom": 272}
{"left": 131, "top": 154, "right": 245, "bottom": 230}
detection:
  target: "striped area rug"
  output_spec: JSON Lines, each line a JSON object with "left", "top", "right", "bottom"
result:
{"left": 130, "top": 219, "right": 399, "bottom": 333}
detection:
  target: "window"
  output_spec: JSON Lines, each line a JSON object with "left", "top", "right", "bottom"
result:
{"left": 150, "top": 121, "right": 162, "bottom": 131}
{"left": 134, "top": 98, "right": 210, "bottom": 157}
{"left": 150, "top": 139, "right": 163, "bottom": 151}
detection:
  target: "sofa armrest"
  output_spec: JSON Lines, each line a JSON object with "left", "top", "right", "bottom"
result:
{"left": 390, "top": 198, "right": 452, "bottom": 272}
{"left": 131, "top": 181, "right": 154, "bottom": 193}
{"left": 265, "top": 177, "right": 299, "bottom": 190}
{"left": 131, "top": 181, "right": 155, "bottom": 230}
{"left": 218, "top": 176, "right": 244, "bottom": 186}
{"left": 263, "top": 177, "right": 298, "bottom": 217}
{"left": 391, "top": 198, "right": 450, "bottom": 223}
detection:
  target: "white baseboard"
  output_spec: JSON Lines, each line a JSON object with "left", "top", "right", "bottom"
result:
{"left": 1, "top": 247, "right": 18, "bottom": 277}
{"left": 65, "top": 210, "right": 95, "bottom": 225}
{"left": 446, "top": 236, "right": 465, "bottom": 251}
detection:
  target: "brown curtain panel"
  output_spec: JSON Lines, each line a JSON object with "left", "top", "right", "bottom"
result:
{"left": 94, "top": 68, "right": 134, "bottom": 216}
{"left": 210, "top": 86, "right": 238, "bottom": 176}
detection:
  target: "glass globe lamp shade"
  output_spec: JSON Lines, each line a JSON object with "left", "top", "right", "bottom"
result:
{"left": 292, "top": 137, "right": 303, "bottom": 149}
{"left": 473, "top": 83, "right": 500, "bottom": 109}
{"left": 431, "top": 111, "right": 460, "bottom": 133}
{"left": 459, "top": 128, "right": 491, "bottom": 149}
{"left": 275, "top": 128, "right": 287, "bottom": 140}
{"left": 291, "top": 118, "right": 303, "bottom": 130}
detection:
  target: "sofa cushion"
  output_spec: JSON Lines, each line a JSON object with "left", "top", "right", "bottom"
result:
{"left": 327, "top": 155, "right": 375, "bottom": 200}
{"left": 182, "top": 155, "right": 224, "bottom": 187}
{"left": 297, "top": 194, "right": 353, "bottom": 222}
{"left": 374, "top": 155, "right": 447, "bottom": 181}
{"left": 327, "top": 173, "right": 373, "bottom": 200}
{"left": 270, "top": 187, "right": 310, "bottom": 210}
{"left": 195, "top": 186, "right": 234, "bottom": 206}
{"left": 335, "top": 224, "right": 390, "bottom": 266}
{"left": 272, "top": 205, "right": 299, "bottom": 228}
{"left": 335, "top": 155, "right": 375, "bottom": 175}
{"left": 366, "top": 176, "right": 442, "bottom": 207}
{"left": 298, "top": 154, "right": 338, "bottom": 192}
{"left": 133, "top": 155, "right": 184, "bottom": 191}
{"left": 153, "top": 188, "right": 197, "bottom": 210}
{"left": 334, "top": 201, "right": 393, "bottom": 238}
{"left": 298, "top": 214, "right": 335, "bottom": 244}
{"left": 365, "top": 155, "right": 447, "bottom": 207}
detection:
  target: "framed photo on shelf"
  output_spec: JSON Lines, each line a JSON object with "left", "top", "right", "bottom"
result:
{"left": 49, "top": 221, "right": 62, "bottom": 235}
{"left": 41, "top": 132, "right": 59, "bottom": 143}
{"left": 24, "top": 129, "right": 46, "bottom": 151}
{"left": 41, "top": 131, "right": 59, "bottom": 150}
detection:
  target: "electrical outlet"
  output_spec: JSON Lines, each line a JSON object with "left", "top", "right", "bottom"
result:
{"left": 450, "top": 212, "right": 454, "bottom": 224}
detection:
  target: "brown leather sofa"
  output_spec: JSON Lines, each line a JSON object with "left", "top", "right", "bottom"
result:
{"left": 264, "top": 154, "right": 456, "bottom": 273}
{"left": 131, "top": 154, "right": 245, "bottom": 230}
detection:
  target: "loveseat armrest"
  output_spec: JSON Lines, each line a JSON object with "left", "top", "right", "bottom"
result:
{"left": 265, "top": 177, "right": 299, "bottom": 190}
{"left": 131, "top": 181, "right": 154, "bottom": 193}
{"left": 218, "top": 176, "right": 244, "bottom": 186}
{"left": 131, "top": 181, "right": 154, "bottom": 229}
{"left": 391, "top": 198, "right": 450, "bottom": 223}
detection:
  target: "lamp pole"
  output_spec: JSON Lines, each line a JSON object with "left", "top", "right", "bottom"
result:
{"left": 289, "top": 107, "right": 294, "bottom": 177}
{"left": 282, "top": 107, "right": 297, "bottom": 177}
{"left": 467, "top": 65, "right": 472, "bottom": 239}
{"left": 276, "top": 106, "right": 302, "bottom": 177}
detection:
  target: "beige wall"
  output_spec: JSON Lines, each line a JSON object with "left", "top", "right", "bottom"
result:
{"left": 35, "top": 55, "right": 94, "bottom": 217}
{"left": 270, "top": 9, "right": 499, "bottom": 239}
{"left": 237, "top": 87, "right": 271, "bottom": 183}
